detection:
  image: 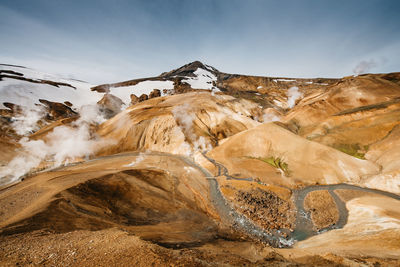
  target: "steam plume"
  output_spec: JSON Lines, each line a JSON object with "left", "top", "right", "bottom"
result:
{"left": 172, "top": 104, "right": 212, "bottom": 153}
{"left": 0, "top": 104, "right": 112, "bottom": 185}
{"left": 287, "top": 86, "right": 303, "bottom": 108}
{"left": 353, "top": 59, "right": 377, "bottom": 75}
{"left": 11, "top": 105, "right": 46, "bottom": 136}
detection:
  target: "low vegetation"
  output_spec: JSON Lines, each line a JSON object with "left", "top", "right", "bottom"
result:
{"left": 248, "top": 156, "right": 291, "bottom": 176}
{"left": 332, "top": 143, "right": 368, "bottom": 159}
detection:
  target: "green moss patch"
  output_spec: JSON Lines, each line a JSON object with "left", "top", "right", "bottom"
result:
{"left": 332, "top": 143, "right": 368, "bottom": 159}
{"left": 247, "top": 156, "right": 291, "bottom": 176}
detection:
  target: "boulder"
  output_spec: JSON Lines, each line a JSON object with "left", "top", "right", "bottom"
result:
{"left": 139, "top": 94, "right": 149, "bottom": 102}
{"left": 149, "top": 89, "right": 161, "bottom": 99}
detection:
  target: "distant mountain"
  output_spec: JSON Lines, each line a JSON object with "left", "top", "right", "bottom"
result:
{"left": 91, "top": 60, "right": 340, "bottom": 108}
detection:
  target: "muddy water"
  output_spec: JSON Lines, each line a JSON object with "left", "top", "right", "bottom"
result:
{"left": 167, "top": 153, "right": 290, "bottom": 247}
{"left": 292, "top": 184, "right": 400, "bottom": 241}
{"left": 292, "top": 186, "right": 347, "bottom": 241}
{"left": 81, "top": 152, "right": 290, "bottom": 246}
{"left": 105, "top": 152, "right": 292, "bottom": 247}
{"left": 201, "top": 153, "right": 253, "bottom": 181}
{"left": 200, "top": 153, "right": 400, "bottom": 247}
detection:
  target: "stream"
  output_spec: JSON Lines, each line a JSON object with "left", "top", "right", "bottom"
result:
{"left": 47, "top": 151, "right": 400, "bottom": 248}
{"left": 200, "top": 152, "right": 400, "bottom": 247}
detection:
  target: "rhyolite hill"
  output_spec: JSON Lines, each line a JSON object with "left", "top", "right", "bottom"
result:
{"left": 0, "top": 62, "right": 400, "bottom": 266}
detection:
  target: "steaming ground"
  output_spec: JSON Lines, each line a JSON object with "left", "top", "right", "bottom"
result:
{"left": 0, "top": 104, "right": 113, "bottom": 185}
{"left": 172, "top": 103, "right": 212, "bottom": 153}
{"left": 1, "top": 61, "right": 400, "bottom": 266}
{"left": 287, "top": 86, "right": 303, "bottom": 108}
{"left": 10, "top": 105, "right": 46, "bottom": 135}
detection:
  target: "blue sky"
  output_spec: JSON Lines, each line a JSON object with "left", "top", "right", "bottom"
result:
{"left": 0, "top": 0, "right": 399, "bottom": 83}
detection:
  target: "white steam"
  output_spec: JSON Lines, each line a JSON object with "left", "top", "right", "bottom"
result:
{"left": 353, "top": 59, "right": 377, "bottom": 76}
{"left": 263, "top": 113, "right": 280, "bottom": 123}
{"left": 78, "top": 104, "right": 107, "bottom": 124}
{"left": 11, "top": 105, "right": 46, "bottom": 136}
{"left": 0, "top": 104, "right": 112, "bottom": 185}
{"left": 287, "top": 86, "right": 303, "bottom": 108}
{"left": 172, "top": 103, "right": 212, "bottom": 154}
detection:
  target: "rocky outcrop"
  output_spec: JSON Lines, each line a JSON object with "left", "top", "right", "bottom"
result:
{"left": 304, "top": 190, "right": 339, "bottom": 230}
{"left": 234, "top": 188, "right": 295, "bottom": 232}
{"left": 172, "top": 78, "right": 192, "bottom": 94}
{"left": 97, "top": 93, "right": 124, "bottom": 119}
{"left": 2, "top": 102, "right": 23, "bottom": 113}
{"left": 38, "top": 99, "right": 78, "bottom": 120}
{"left": 159, "top": 60, "right": 218, "bottom": 78}
{"left": 149, "top": 89, "right": 161, "bottom": 99}
{"left": 138, "top": 94, "right": 148, "bottom": 102}
{"left": 130, "top": 94, "right": 139, "bottom": 105}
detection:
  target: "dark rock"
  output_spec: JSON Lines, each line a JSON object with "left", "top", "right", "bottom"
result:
{"left": 91, "top": 84, "right": 110, "bottom": 93}
{"left": 97, "top": 94, "right": 124, "bottom": 118}
{"left": 3, "top": 102, "right": 23, "bottom": 113}
{"left": 130, "top": 94, "right": 139, "bottom": 106}
{"left": 149, "top": 89, "right": 161, "bottom": 99}
{"left": 159, "top": 61, "right": 218, "bottom": 78}
{"left": 38, "top": 99, "right": 78, "bottom": 120}
{"left": 139, "top": 94, "right": 148, "bottom": 102}
{"left": 0, "top": 70, "right": 24, "bottom": 76}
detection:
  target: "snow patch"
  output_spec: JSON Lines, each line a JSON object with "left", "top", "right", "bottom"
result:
{"left": 273, "top": 79, "right": 296, "bottom": 83}
{"left": 182, "top": 68, "right": 219, "bottom": 91}
{"left": 124, "top": 153, "right": 145, "bottom": 167}
{"left": 204, "top": 64, "right": 218, "bottom": 72}
{"left": 0, "top": 65, "right": 101, "bottom": 109}
{"left": 263, "top": 113, "right": 280, "bottom": 123}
